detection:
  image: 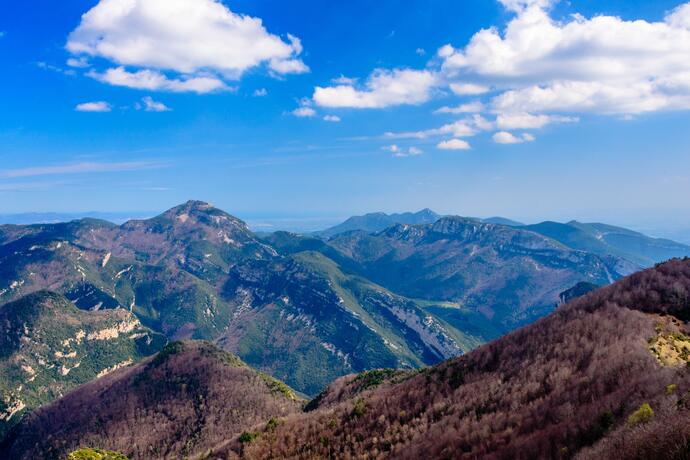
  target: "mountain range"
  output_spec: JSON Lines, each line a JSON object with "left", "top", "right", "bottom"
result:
{"left": 2, "top": 257, "right": 689, "bottom": 459}
{"left": 314, "top": 209, "right": 442, "bottom": 238}
{"left": 318, "top": 209, "right": 690, "bottom": 268}
{"left": 0, "top": 201, "right": 689, "bottom": 448}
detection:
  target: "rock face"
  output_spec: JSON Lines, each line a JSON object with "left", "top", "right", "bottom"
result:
{"left": 0, "top": 291, "right": 164, "bottom": 439}
{"left": 207, "top": 258, "right": 690, "bottom": 460}
{"left": 0, "top": 341, "right": 302, "bottom": 460}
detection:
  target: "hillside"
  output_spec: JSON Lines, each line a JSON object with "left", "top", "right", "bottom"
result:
{"left": 217, "top": 251, "right": 485, "bottom": 396}
{"left": 325, "top": 217, "right": 638, "bottom": 330}
{"left": 0, "top": 341, "right": 302, "bottom": 460}
{"left": 0, "top": 291, "right": 164, "bottom": 440}
{"left": 208, "top": 258, "right": 690, "bottom": 459}
{"left": 522, "top": 220, "right": 690, "bottom": 268}
{"left": 0, "top": 202, "right": 486, "bottom": 397}
{"left": 0, "top": 202, "right": 668, "bottom": 399}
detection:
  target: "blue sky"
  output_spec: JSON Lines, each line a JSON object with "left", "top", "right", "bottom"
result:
{"left": 2, "top": 0, "right": 690, "bottom": 237}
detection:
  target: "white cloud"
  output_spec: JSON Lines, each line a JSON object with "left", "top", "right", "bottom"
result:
{"left": 496, "top": 112, "right": 577, "bottom": 129}
{"left": 67, "top": 0, "right": 307, "bottom": 92}
{"left": 313, "top": 68, "right": 437, "bottom": 108}
{"left": 253, "top": 88, "right": 268, "bottom": 97}
{"left": 435, "top": 101, "right": 485, "bottom": 114}
{"left": 139, "top": 96, "right": 171, "bottom": 112}
{"left": 667, "top": 3, "right": 690, "bottom": 28}
{"left": 416, "top": 48, "right": 426, "bottom": 56}
{"left": 88, "top": 67, "right": 229, "bottom": 94}
{"left": 332, "top": 75, "right": 358, "bottom": 85}
{"left": 67, "top": 57, "right": 89, "bottom": 68}
{"left": 497, "top": 0, "right": 555, "bottom": 13}
{"left": 492, "top": 131, "right": 535, "bottom": 144}
{"left": 386, "top": 115, "right": 491, "bottom": 139}
{"left": 37, "top": 61, "right": 76, "bottom": 76}
{"left": 440, "top": 1, "right": 690, "bottom": 115}
{"left": 75, "top": 101, "right": 111, "bottom": 112}
{"left": 0, "top": 161, "right": 166, "bottom": 178}
{"left": 293, "top": 107, "right": 316, "bottom": 118}
{"left": 323, "top": 115, "right": 341, "bottom": 122}
{"left": 383, "top": 145, "right": 423, "bottom": 157}
{"left": 437, "top": 139, "right": 471, "bottom": 150}
{"left": 449, "top": 83, "right": 490, "bottom": 96}
{"left": 492, "top": 81, "right": 678, "bottom": 115}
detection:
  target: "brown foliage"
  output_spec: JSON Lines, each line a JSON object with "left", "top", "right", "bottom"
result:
{"left": 210, "top": 259, "right": 690, "bottom": 459}
{"left": 1, "top": 341, "right": 302, "bottom": 460}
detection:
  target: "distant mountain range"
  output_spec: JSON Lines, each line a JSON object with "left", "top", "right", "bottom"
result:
{"left": 314, "top": 209, "right": 442, "bottom": 238}
{"left": 0, "top": 212, "right": 155, "bottom": 225}
{"left": 3, "top": 258, "right": 690, "bottom": 459}
{"left": 317, "top": 209, "right": 690, "bottom": 268}
{"left": 521, "top": 220, "right": 690, "bottom": 267}
{"left": 0, "top": 201, "right": 689, "bottom": 445}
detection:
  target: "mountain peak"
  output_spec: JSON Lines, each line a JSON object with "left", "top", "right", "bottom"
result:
{"left": 168, "top": 200, "right": 215, "bottom": 215}
{"left": 156, "top": 200, "right": 248, "bottom": 230}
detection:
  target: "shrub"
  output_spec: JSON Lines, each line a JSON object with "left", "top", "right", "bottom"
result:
{"left": 351, "top": 398, "right": 366, "bottom": 419}
{"left": 627, "top": 403, "right": 654, "bottom": 426}
{"left": 265, "top": 417, "right": 281, "bottom": 432}
{"left": 239, "top": 432, "right": 259, "bottom": 444}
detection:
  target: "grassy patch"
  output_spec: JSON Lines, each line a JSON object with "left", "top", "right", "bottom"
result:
{"left": 648, "top": 328, "right": 690, "bottom": 366}
{"left": 67, "top": 448, "right": 128, "bottom": 460}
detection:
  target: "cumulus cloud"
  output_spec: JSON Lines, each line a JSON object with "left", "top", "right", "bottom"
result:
{"left": 496, "top": 112, "right": 577, "bottom": 129}
{"left": 332, "top": 76, "right": 358, "bottom": 85}
{"left": 435, "top": 101, "right": 485, "bottom": 114}
{"left": 88, "top": 67, "right": 229, "bottom": 94}
{"left": 75, "top": 101, "right": 111, "bottom": 112}
{"left": 67, "top": 0, "right": 307, "bottom": 92}
{"left": 437, "top": 139, "right": 471, "bottom": 150}
{"left": 497, "top": 0, "right": 555, "bottom": 13}
{"left": 386, "top": 115, "right": 491, "bottom": 139}
{"left": 449, "top": 83, "right": 490, "bottom": 96}
{"left": 67, "top": 57, "right": 89, "bottom": 68}
{"left": 323, "top": 115, "right": 341, "bottom": 122}
{"left": 292, "top": 106, "right": 316, "bottom": 118}
{"left": 313, "top": 69, "right": 437, "bottom": 108}
{"left": 139, "top": 96, "right": 171, "bottom": 112}
{"left": 383, "top": 145, "right": 423, "bottom": 157}
{"left": 253, "top": 88, "right": 268, "bottom": 97}
{"left": 493, "top": 131, "right": 535, "bottom": 144}
{"left": 440, "top": 0, "right": 690, "bottom": 115}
